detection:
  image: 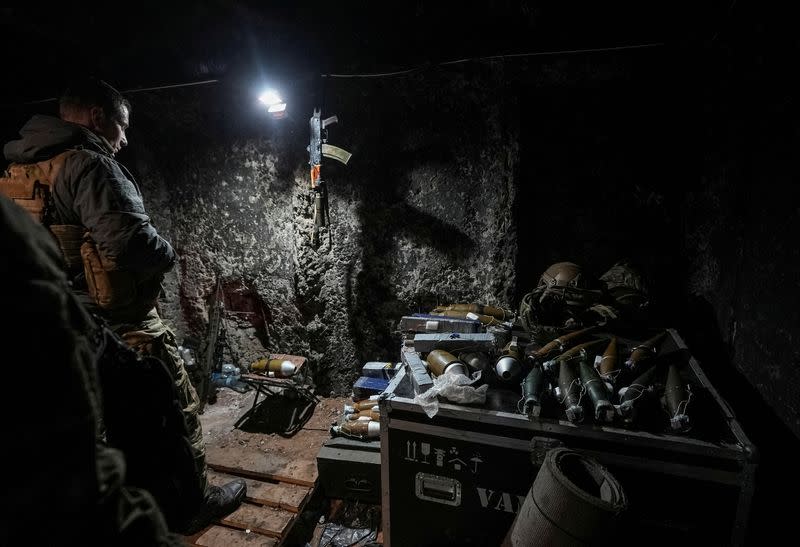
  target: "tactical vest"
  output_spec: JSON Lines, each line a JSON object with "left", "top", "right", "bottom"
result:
{"left": 0, "top": 150, "right": 84, "bottom": 271}
{"left": 1, "top": 150, "right": 140, "bottom": 311}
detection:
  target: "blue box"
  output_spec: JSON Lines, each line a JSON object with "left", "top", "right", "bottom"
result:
{"left": 352, "top": 376, "right": 391, "bottom": 399}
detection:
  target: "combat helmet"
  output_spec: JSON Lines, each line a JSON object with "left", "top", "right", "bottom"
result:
{"left": 538, "top": 261, "right": 585, "bottom": 291}
{"left": 518, "top": 261, "right": 604, "bottom": 339}
{"left": 599, "top": 259, "right": 649, "bottom": 315}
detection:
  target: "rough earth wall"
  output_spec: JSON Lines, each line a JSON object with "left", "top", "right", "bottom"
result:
{"left": 127, "top": 65, "right": 519, "bottom": 396}
{"left": 680, "top": 3, "right": 800, "bottom": 440}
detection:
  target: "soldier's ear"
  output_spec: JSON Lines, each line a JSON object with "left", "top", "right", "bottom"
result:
{"left": 89, "top": 106, "right": 106, "bottom": 132}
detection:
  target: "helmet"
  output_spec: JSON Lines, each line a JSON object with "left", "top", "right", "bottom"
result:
{"left": 599, "top": 260, "right": 649, "bottom": 313}
{"left": 518, "top": 261, "right": 603, "bottom": 332}
{"left": 538, "top": 262, "right": 586, "bottom": 290}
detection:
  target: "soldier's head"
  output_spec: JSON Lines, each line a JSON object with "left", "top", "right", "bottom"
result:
{"left": 59, "top": 77, "right": 130, "bottom": 155}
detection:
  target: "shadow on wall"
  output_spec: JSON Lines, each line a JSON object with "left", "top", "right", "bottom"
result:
{"left": 344, "top": 199, "right": 477, "bottom": 367}
{"left": 342, "top": 101, "right": 481, "bottom": 386}
{"left": 680, "top": 294, "right": 800, "bottom": 544}
{"left": 513, "top": 71, "right": 686, "bottom": 319}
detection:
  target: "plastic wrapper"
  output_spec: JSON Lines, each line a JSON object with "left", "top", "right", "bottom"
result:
{"left": 319, "top": 522, "right": 377, "bottom": 546}
{"left": 414, "top": 371, "right": 487, "bottom": 418}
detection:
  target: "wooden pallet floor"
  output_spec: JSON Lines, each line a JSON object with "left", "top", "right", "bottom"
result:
{"left": 181, "top": 385, "right": 349, "bottom": 546}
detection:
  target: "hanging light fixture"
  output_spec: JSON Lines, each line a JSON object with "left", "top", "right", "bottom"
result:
{"left": 258, "top": 88, "right": 287, "bottom": 118}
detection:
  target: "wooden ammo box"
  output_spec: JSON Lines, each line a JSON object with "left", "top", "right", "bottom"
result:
{"left": 379, "top": 328, "right": 757, "bottom": 546}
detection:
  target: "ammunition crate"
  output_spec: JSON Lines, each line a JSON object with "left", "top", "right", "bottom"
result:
{"left": 317, "top": 437, "right": 382, "bottom": 504}
{"left": 379, "top": 328, "right": 756, "bottom": 547}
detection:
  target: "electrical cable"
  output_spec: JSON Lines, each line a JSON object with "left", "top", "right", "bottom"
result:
{"left": 8, "top": 78, "right": 221, "bottom": 107}
{"left": 4, "top": 42, "right": 665, "bottom": 107}
{"left": 322, "top": 42, "right": 666, "bottom": 79}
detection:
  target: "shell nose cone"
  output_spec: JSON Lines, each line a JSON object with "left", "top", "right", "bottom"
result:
{"left": 495, "top": 356, "right": 521, "bottom": 381}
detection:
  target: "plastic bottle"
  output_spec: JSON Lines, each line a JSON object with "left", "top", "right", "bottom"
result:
{"left": 211, "top": 365, "right": 249, "bottom": 392}
{"left": 221, "top": 363, "right": 240, "bottom": 376}
{"left": 177, "top": 345, "right": 196, "bottom": 369}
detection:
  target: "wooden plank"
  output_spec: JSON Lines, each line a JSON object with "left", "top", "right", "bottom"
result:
{"left": 181, "top": 523, "right": 214, "bottom": 545}
{"left": 192, "top": 525, "right": 278, "bottom": 546}
{"left": 219, "top": 503, "right": 293, "bottom": 538}
{"left": 206, "top": 443, "right": 320, "bottom": 487}
{"left": 207, "top": 470, "right": 311, "bottom": 513}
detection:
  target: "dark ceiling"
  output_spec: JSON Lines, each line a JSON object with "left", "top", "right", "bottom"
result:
{"left": 0, "top": 1, "right": 726, "bottom": 108}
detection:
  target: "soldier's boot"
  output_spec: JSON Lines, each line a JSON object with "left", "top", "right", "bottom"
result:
{"left": 178, "top": 479, "right": 247, "bottom": 535}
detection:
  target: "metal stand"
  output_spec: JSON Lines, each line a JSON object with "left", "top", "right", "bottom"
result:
{"left": 234, "top": 358, "right": 319, "bottom": 433}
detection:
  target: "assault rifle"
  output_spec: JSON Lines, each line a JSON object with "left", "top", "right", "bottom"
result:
{"left": 308, "top": 108, "right": 352, "bottom": 246}
{"left": 198, "top": 278, "right": 224, "bottom": 413}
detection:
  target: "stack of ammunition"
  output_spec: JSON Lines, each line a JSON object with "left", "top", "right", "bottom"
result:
{"left": 398, "top": 303, "right": 693, "bottom": 434}
{"left": 528, "top": 329, "right": 693, "bottom": 433}
{"left": 331, "top": 395, "right": 382, "bottom": 440}
{"left": 332, "top": 359, "right": 401, "bottom": 440}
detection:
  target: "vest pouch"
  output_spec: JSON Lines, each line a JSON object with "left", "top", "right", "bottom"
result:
{"left": 80, "top": 237, "right": 137, "bottom": 310}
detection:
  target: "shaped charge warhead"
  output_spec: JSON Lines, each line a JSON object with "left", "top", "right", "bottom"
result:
{"left": 345, "top": 408, "right": 380, "bottom": 422}
{"left": 251, "top": 357, "right": 297, "bottom": 377}
{"left": 426, "top": 349, "right": 469, "bottom": 377}
{"left": 616, "top": 361, "right": 661, "bottom": 424}
{"left": 459, "top": 351, "right": 491, "bottom": 373}
{"left": 429, "top": 308, "right": 499, "bottom": 326}
{"left": 665, "top": 362, "right": 692, "bottom": 433}
{"left": 344, "top": 400, "right": 381, "bottom": 414}
{"left": 553, "top": 338, "right": 608, "bottom": 364}
{"left": 542, "top": 358, "right": 558, "bottom": 374}
{"left": 495, "top": 355, "right": 521, "bottom": 380}
{"left": 531, "top": 325, "right": 599, "bottom": 361}
{"left": 521, "top": 364, "right": 546, "bottom": 417}
{"left": 624, "top": 330, "right": 667, "bottom": 372}
{"left": 558, "top": 358, "right": 584, "bottom": 423}
{"left": 596, "top": 336, "right": 619, "bottom": 382}
{"left": 578, "top": 357, "right": 615, "bottom": 423}
{"left": 544, "top": 337, "right": 606, "bottom": 380}
{"left": 431, "top": 303, "right": 513, "bottom": 321}
{"left": 495, "top": 339, "right": 523, "bottom": 382}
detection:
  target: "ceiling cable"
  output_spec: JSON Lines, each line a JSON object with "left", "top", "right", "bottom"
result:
{"left": 6, "top": 79, "right": 221, "bottom": 107}
{"left": 4, "top": 42, "right": 665, "bottom": 107}
{"left": 322, "top": 42, "right": 666, "bottom": 79}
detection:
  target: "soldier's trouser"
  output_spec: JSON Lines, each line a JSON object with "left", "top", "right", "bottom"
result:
{"left": 113, "top": 308, "right": 209, "bottom": 526}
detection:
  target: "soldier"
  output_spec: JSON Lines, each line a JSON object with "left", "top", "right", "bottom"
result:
{"left": 0, "top": 193, "right": 185, "bottom": 545}
{"left": 1, "top": 77, "right": 244, "bottom": 533}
